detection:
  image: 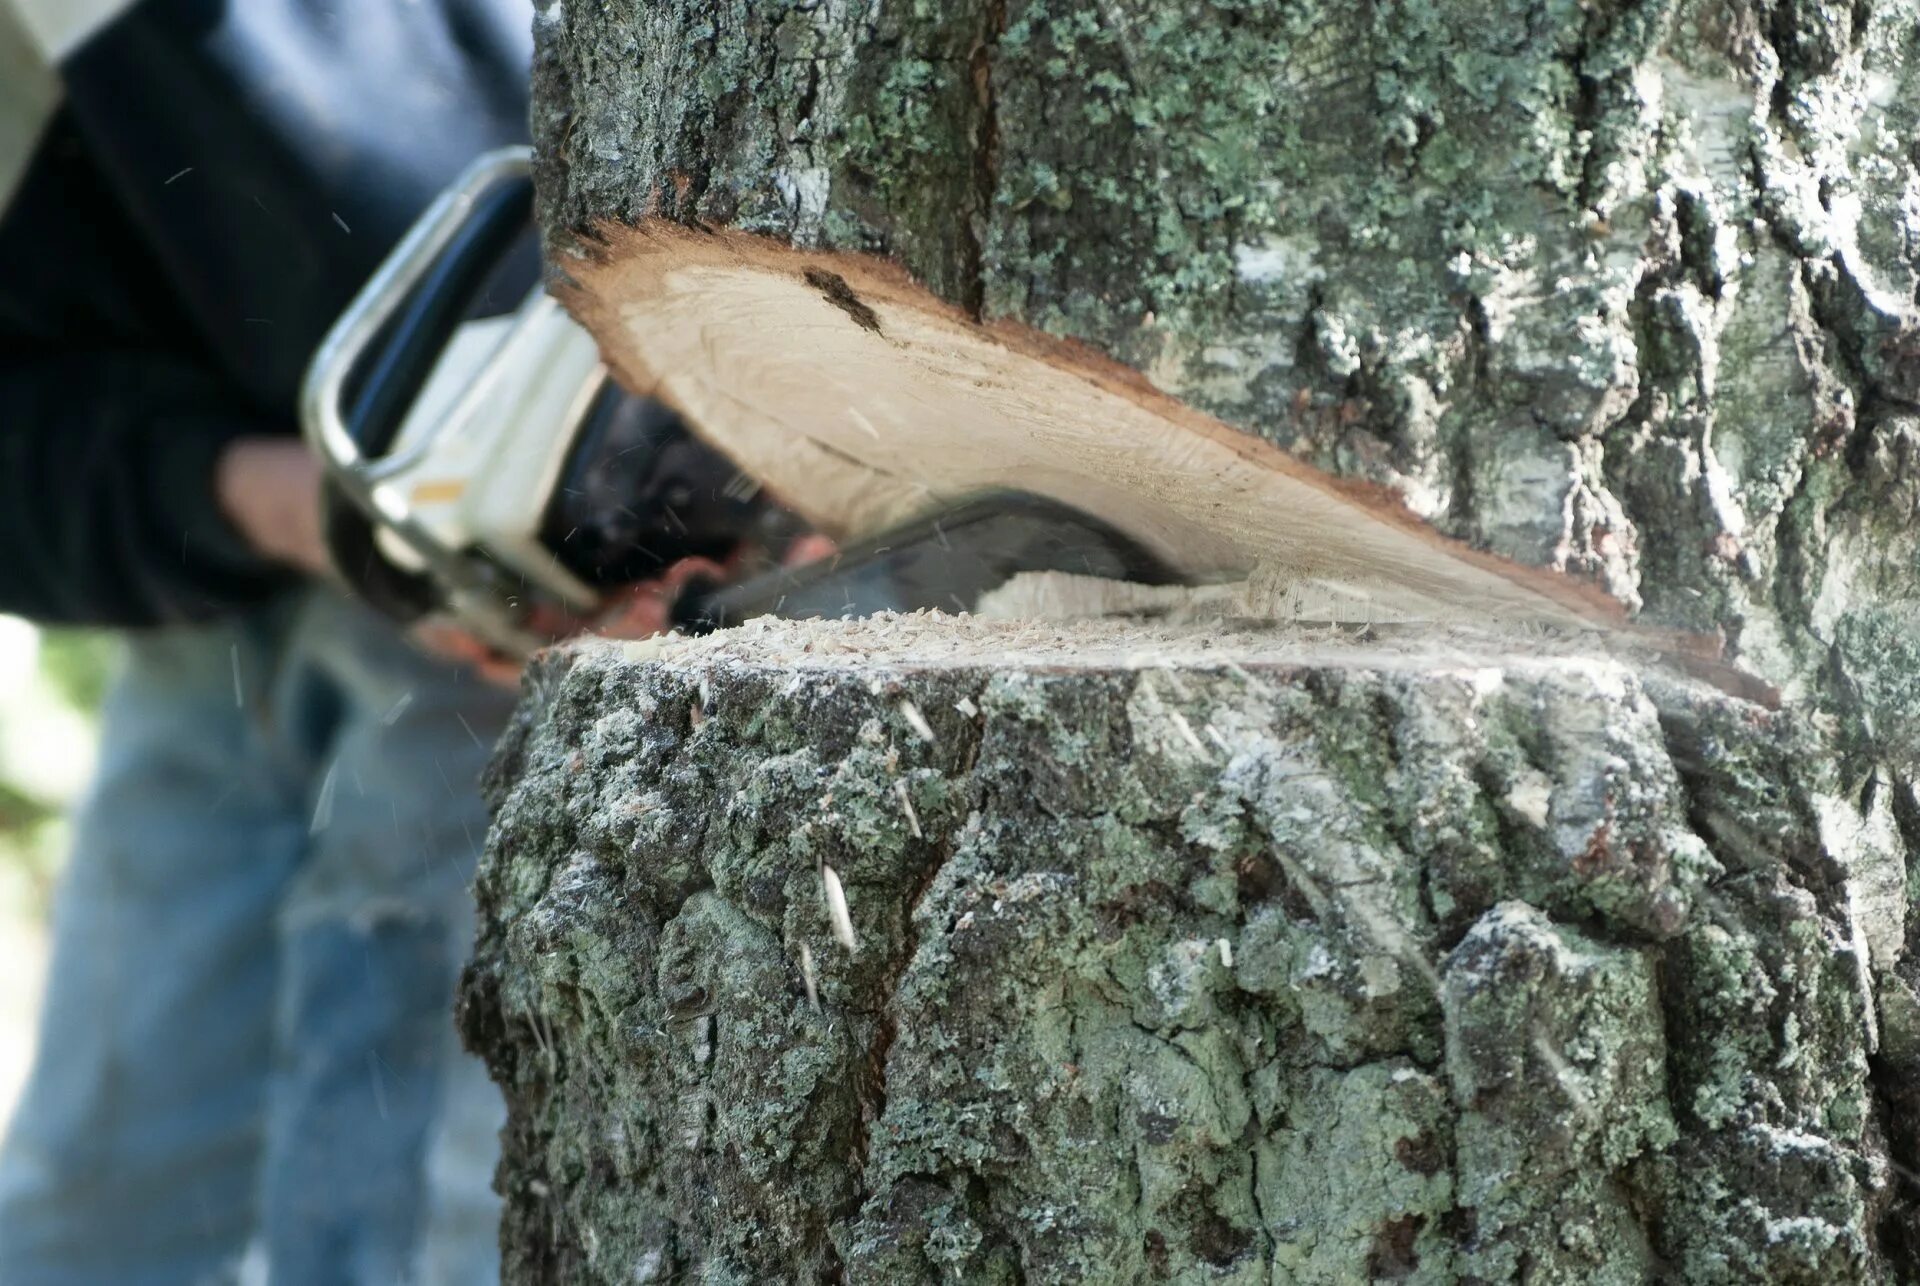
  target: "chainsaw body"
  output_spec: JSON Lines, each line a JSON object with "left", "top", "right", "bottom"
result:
{"left": 369, "top": 295, "right": 600, "bottom": 610}
{"left": 301, "top": 149, "right": 778, "bottom": 653}
{"left": 301, "top": 147, "right": 1173, "bottom": 653}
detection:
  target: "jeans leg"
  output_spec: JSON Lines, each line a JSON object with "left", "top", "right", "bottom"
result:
{"left": 259, "top": 595, "right": 512, "bottom": 1285}
{"left": 0, "top": 608, "right": 316, "bottom": 1286}
{"left": 411, "top": 1046, "right": 510, "bottom": 1285}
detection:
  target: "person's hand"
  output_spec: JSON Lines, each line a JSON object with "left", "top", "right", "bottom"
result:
{"left": 408, "top": 620, "right": 528, "bottom": 688}
{"left": 409, "top": 535, "right": 838, "bottom": 687}
{"left": 586, "top": 535, "right": 833, "bottom": 640}
{"left": 215, "top": 438, "right": 330, "bottom": 577}
{"left": 590, "top": 556, "right": 728, "bottom": 639}
{"left": 404, "top": 558, "right": 724, "bottom": 688}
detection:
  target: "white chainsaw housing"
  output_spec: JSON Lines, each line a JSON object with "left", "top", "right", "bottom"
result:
{"left": 368, "top": 290, "right": 607, "bottom": 612}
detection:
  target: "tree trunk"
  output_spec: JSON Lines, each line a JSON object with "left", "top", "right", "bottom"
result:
{"left": 461, "top": 1, "right": 1920, "bottom": 1281}
{"left": 463, "top": 620, "right": 1903, "bottom": 1282}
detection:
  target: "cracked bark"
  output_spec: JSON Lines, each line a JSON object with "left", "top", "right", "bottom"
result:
{"left": 466, "top": 1, "right": 1920, "bottom": 1281}
{"left": 463, "top": 618, "right": 1909, "bottom": 1284}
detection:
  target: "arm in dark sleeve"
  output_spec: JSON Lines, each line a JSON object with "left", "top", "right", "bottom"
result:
{"left": 0, "top": 347, "right": 297, "bottom": 625}
{"left": 0, "top": 0, "right": 538, "bottom": 626}
{"left": 0, "top": 105, "right": 299, "bottom": 627}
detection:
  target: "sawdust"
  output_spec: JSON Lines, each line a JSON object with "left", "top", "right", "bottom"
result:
{"left": 612, "top": 603, "right": 1682, "bottom": 691}
{"left": 975, "top": 567, "right": 1456, "bottom": 625}
{"left": 607, "top": 569, "right": 1775, "bottom": 707}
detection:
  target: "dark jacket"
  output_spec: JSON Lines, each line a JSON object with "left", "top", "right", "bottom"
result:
{"left": 0, "top": 0, "right": 531, "bottom": 624}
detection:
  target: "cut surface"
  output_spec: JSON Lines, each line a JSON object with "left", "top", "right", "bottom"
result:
{"left": 618, "top": 609, "right": 1709, "bottom": 697}
{"left": 558, "top": 224, "right": 1631, "bottom": 631}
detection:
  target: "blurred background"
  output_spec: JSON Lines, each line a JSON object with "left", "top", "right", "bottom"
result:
{"left": 0, "top": 619, "right": 113, "bottom": 1130}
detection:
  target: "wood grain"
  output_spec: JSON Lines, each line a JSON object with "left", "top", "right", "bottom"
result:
{"left": 558, "top": 222, "right": 1634, "bottom": 631}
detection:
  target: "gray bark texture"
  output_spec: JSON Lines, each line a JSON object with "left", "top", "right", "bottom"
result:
{"left": 459, "top": 1, "right": 1920, "bottom": 1281}
{"left": 461, "top": 621, "right": 1909, "bottom": 1284}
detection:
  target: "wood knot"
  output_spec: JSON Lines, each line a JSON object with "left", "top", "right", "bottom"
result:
{"left": 804, "top": 267, "right": 882, "bottom": 334}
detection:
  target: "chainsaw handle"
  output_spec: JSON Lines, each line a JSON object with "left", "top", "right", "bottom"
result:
{"left": 339, "top": 173, "right": 534, "bottom": 460}
{"left": 300, "top": 146, "right": 544, "bottom": 654}
{"left": 303, "top": 146, "right": 535, "bottom": 475}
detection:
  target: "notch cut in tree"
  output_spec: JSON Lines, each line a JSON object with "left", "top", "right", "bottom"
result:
{"left": 556, "top": 224, "right": 1623, "bottom": 632}
{"left": 527, "top": 0, "right": 1920, "bottom": 740}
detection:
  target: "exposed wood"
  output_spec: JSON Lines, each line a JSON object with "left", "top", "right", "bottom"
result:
{"left": 557, "top": 223, "right": 1630, "bottom": 632}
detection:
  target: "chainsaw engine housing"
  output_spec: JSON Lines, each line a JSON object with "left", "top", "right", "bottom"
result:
{"left": 302, "top": 148, "right": 783, "bottom": 653}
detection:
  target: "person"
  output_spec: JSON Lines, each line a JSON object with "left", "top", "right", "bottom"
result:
{"left": 0, "top": 2, "right": 544, "bottom": 1280}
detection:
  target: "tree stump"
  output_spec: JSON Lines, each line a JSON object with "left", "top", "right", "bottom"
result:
{"left": 459, "top": 616, "right": 1912, "bottom": 1283}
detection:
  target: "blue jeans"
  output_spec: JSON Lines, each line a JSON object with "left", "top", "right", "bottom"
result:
{"left": 0, "top": 590, "right": 514, "bottom": 1284}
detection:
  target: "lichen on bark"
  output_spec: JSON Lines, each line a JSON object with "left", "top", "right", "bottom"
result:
{"left": 459, "top": 618, "right": 1915, "bottom": 1283}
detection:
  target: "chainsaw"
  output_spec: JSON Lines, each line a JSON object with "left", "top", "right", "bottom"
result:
{"left": 300, "top": 147, "right": 1173, "bottom": 656}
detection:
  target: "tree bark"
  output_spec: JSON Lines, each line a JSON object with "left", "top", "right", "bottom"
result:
{"left": 462, "top": 1, "right": 1920, "bottom": 1281}
{"left": 463, "top": 619, "right": 1905, "bottom": 1282}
